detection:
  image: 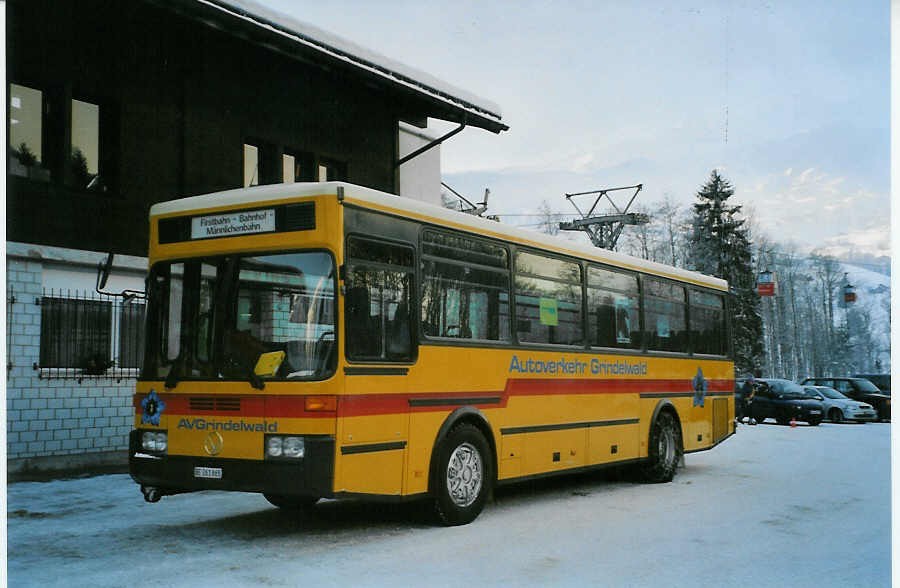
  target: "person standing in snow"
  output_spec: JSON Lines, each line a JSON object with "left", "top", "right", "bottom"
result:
{"left": 740, "top": 376, "right": 758, "bottom": 425}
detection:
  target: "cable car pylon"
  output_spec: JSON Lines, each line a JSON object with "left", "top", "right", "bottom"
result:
{"left": 558, "top": 184, "right": 648, "bottom": 249}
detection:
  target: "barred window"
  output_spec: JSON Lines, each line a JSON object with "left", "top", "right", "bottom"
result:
{"left": 118, "top": 300, "right": 146, "bottom": 368}
{"left": 40, "top": 297, "right": 112, "bottom": 370}
{"left": 38, "top": 291, "right": 145, "bottom": 378}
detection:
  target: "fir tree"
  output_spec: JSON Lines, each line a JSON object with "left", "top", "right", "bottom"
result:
{"left": 688, "top": 170, "right": 763, "bottom": 374}
{"left": 70, "top": 147, "right": 92, "bottom": 189}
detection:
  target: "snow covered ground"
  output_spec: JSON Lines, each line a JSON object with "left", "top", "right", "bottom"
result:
{"left": 7, "top": 421, "right": 890, "bottom": 587}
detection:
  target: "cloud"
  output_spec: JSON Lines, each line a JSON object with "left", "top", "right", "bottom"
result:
{"left": 740, "top": 166, "right": 888, "bottom": 257}
{"left": 818, "top": 222, "right": 891, "bottom": 258}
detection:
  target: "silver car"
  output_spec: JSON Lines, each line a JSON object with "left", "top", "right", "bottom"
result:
{"left": 803, "top": 385, "right": 877, "bottom": 423}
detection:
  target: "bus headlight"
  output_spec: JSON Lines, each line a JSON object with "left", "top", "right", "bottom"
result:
{"left": 283, "top": 437, "right": 305, "bottom": 459}
{"left": 265, "top": 436, "right": 305, "bottom": 459}
{"left": 266, "top": 436, "right": 283, "bottom": 457}
{"left": 142, "top": 431, "right": 168, "bottom": 453}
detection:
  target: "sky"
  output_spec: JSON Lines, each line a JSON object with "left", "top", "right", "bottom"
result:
{"left": 258, "top": 0, "right": 890, "bottom": 260}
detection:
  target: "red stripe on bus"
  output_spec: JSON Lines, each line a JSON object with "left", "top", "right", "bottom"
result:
{"left": 506, "top": 378, "right": 733, "bottom": 396}
{"left": 337, "top": 394, "right": 410, "bottom": 418}
{"left": 134, "top": 378, "right": 734, "bottom": 419}
{"left": 132, "top": 394, "right": 334, "bottom": 419}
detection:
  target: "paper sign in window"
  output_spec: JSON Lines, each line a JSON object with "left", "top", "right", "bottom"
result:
{"left": 539, "top": 297, "right": 558, "bottom": 326}
{"left": 254, "top": 350, "right": 285, "bottom": 377}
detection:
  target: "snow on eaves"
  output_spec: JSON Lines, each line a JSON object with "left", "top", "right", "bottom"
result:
{"left": 196, "top": 0, "right": 506, "bottom": 129}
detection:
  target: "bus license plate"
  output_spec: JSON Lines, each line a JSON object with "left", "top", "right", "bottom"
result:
{"left": 193, "top": 466, "right": 222, "bottom": 479}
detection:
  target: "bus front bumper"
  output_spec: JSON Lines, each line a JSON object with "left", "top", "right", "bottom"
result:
{"left": 128, "top": 431, "right": 335, "bottom": 498}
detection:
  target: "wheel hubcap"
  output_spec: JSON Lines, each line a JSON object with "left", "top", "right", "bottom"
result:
{"left": 659, "top": 426, "right": 675, "bottom": 465}
{"left": 447, "top": 442, "right": 483, "bottom": 508}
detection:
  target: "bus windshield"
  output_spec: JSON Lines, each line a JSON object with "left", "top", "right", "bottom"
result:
{"left": 142, "top": 251, "right": 336, "bottom": 384}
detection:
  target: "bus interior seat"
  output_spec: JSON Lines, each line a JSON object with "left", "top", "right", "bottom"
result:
{"left": 387, "top": 301, "right": 410, "bottom": 357}
{"left": 314, "top": 332, "right": 336, "bottom": 375}
{"left": 346, "top": 285, "right": 379, "bottom": 356}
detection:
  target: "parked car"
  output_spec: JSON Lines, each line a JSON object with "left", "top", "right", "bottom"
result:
{"left": 853, "top": 373, "right": 890, "bottom": 395}
{"left": 800, "top": 377, "right": 891, "bottom": 421}
{"left": 750, "top": 378, "right": 824, "bottom": 425}
{"left": 801, "top": 385, "right": 877, "bottom": 423}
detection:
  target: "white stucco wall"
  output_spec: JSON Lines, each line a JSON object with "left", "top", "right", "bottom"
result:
{"left": 398, "top": 122, "right": 441, "bottom": 206}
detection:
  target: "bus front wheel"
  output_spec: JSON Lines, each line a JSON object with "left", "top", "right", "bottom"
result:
{"left": 263, "top": 494, "right": 318, "bottom": 513}
{"left": 641, "top": 411, "right": 682, "bottom": 483}
{"left": 433, "top": 423, "right": 492, "bottom": 526}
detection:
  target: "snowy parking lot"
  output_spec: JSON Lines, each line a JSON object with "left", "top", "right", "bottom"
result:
{"left": 7, "top": 421, "right": 891, "bottom": 587}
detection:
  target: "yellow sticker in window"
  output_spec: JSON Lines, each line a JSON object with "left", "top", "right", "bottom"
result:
{"left": 539, "top": 297, "right": 559, "bottom": 326}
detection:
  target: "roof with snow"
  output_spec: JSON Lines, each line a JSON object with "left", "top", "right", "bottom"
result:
{"left": 166, "top": 0, "right": 508, "bottom": 133}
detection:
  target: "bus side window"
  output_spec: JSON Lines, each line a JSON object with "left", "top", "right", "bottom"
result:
{"left": 420, "top": 230, "right": 510, "bottom": 343}
{"left": 642, "top": 278, "right": 687, "bottom": 353}
{"left": 345, "top": 237, "right": 415, "bottom": 362}
{"left": 387, "top": 301, "right": 411, "bottom": 358}
{"left": 514, "top": 251, "right": 583, "bottom": 346}
{"left": 346, "top": 285, "right": 379, "bottom": 357}
{"left": 587, "top": 265, "right": 640, "bottom": 350}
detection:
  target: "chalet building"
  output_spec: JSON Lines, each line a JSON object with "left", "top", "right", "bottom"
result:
{"left": 6, "top": 0, "right": 506, "bottom": 473}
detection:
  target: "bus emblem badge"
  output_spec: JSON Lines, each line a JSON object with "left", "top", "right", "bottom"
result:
{"left": 203, "top": 431, "right": 224, "bottom": 456}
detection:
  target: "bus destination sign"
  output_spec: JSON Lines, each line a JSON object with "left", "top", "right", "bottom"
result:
{"left": 191, "top": 209, "right": 276, "bottom": 239}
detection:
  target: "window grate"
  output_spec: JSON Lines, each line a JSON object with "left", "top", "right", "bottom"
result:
{"left": 7, "top": 286, "right": 16, "bottom": 379}
{"left": 36, "top": 288, "right": 145, "bottom": 382}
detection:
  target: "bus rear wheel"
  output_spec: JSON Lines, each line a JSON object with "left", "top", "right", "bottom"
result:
{"left": 641, "top": 411, "right": 682, "bottom": 483}
{"left": 433, "top": 423, "right": 492, "bottom": 526}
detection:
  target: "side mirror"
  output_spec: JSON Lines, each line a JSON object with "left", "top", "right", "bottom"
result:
{"left": 96, "top": 252, "right": 114, "bottom": 291}
{"left": 95, "top": 252, "right": 145, "bottom": 301}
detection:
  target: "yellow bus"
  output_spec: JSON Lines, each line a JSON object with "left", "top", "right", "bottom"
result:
{"left": 130, "top": 182, "right": 734, "bottom": 525}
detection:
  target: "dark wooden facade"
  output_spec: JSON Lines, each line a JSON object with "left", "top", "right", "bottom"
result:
{"left": 7, "top": 0, "right": 451, "bottom": 256}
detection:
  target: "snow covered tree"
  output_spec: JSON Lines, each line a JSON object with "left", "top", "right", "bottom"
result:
{"left": 537, "top": 200, "right": 563, "bottom": 236}
{"left": 687, "top": 170, "right": 763, "bottom": 374}
{"left": 654, "top": 194, "right": 689, "bottom": 267}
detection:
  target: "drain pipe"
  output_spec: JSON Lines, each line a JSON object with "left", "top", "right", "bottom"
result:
{"left": 395, "top": 121, "right": 467, "bottom": 168}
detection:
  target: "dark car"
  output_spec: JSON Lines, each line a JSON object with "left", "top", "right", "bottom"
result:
{"left": 853, "top": 373, "right": 890, "bottom": 395}
{"left": 749, "top": 378, "right": 825, "bottom": 425}
{"left": 800, "top": 377, "right": 891, "bottom": 421}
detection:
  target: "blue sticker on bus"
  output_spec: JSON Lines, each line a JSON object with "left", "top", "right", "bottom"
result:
{"left": 692, "top": 368, "right": 707, "bottom": 407}
{"left": 141, "top": 390, "right": 166, "bottom": 425}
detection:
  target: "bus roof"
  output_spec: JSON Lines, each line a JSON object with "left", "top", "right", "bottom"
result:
{"left": 151, "top": 182, "right": 729, "bottom": 291}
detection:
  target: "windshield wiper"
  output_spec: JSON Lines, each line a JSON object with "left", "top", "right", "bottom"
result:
{"left": 248, "top": 369, "right": 265, "bottom": 390}
{"left": 164, "top": 358, "right": 182, "bottom": 389}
